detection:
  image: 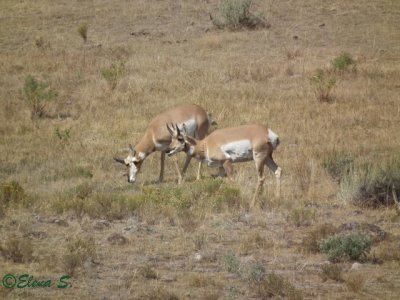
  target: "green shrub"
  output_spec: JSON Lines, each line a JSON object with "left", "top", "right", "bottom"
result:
{"left": 310, "top": 69, "right": 336, "bottom": 102}
{"left": 321, "top": 151, "right": 354, "bottom": 182}
{"left": 331, "top": 52, "right": 355, "bottom": 72}
{"left": 319, "top": 232, "right": 372, "bottom": 262}
{"left": 23, "top": 75, "right": 57, "bottom": 118}
{"left": 211, "top": 0, "right": 268, "bottom": 30}
{"left": 101, "top": 62, "right": 125, "bottom": 90}
{"left": 247, "top": 262, "right": 266, "bottom": 284}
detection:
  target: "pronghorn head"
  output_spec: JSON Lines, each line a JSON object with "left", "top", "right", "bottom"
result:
{"left": 113, "top": 144, "right": 144, "bottom": 183}
{"left": 165, "top": 123, "right": 187, "bottom": 157}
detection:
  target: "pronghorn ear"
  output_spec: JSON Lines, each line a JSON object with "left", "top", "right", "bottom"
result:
{"left": 166, "top": 123, "right": 174, "bottom": 136}
{"left": 174, "top": 124, "right": 180, "bottom": 136}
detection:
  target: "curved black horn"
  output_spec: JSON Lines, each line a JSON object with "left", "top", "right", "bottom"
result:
{"left": 113, "top": 157, "right": 125, "bottom": 164}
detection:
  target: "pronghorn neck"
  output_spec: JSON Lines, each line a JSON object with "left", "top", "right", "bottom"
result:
{"left": 135, "top": 132, "right": 155, "bottom": 158}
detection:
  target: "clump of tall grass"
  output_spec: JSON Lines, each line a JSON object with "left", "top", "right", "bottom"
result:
{"left": 62, "top": 237, "right": 96, "bottom": 275}
{"left": 321, "top": 151, "right": 354, "bottom": 182}
{"left": 101, "top": 62, "right": 125, "bottom": 90}
{"left": 77, "top": 23, "right": 88, "bottom": 43}
{"left": 310, "top": 69, "right": 336, "bottom": 102}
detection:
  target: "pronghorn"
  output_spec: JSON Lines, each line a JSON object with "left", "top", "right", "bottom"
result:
{"left": 113, "top": 104, "right": 214, "bottom": 183}
{"left": 166, "top": 124, "right": 281, "bottom": 208}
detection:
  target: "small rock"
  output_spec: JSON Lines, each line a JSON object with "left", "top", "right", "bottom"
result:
{"left": 351, "top": 262, "right": 362, "bottom": 270}
{"left": 194, "top": 253, "right": 202, "bottom": 261}
{"left": 53, "top": 219, "right": 69, "bottom": 227}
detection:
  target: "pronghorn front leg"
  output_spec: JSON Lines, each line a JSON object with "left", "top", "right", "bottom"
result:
{"left": 251, "top": 153, "right": 267, "bottom": 210}
{"left": 172, "top": 156, "right": 183, "bottom": 184}
{"left": 158, "top": 151, "right": 165, "bottom": 183}
{"left": 181, "top": 154, "right": 192, "bottom": 181}
{"left": 266, "top": 155, "right": 281, "bottom": 197}
{"left": 196, "top": 161, "right": 202, "bottom": 180}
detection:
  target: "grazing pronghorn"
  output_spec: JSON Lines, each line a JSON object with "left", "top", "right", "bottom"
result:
{"left": 166, "top": 124, "right": 281, "bottom": 208}
{"left": 113, "top": 104, "right": 214, "bottom": 183}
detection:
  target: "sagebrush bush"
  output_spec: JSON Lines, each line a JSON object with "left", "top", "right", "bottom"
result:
{"left": 223, "top": 251, "right": 241, "bottom": 275}
{"left": 211, "top": 0, "right": 268, "bottom": 30}
{"left": 319, "top": 232, "right": 372, "bottom": 262}
{"left": 339, "top": 156, "right": 400, "bottom": 207}
{"left": 22, "top": 75, "right": 57, "bottom": 118}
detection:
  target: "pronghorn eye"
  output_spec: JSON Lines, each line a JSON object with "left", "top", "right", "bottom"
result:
{"left": 178, "top": 137, "right": 184, "bottom": 142}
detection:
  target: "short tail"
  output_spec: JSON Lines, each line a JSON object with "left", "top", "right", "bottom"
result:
{"left": 207, "top": 112, "right": 218, "bottom": 126}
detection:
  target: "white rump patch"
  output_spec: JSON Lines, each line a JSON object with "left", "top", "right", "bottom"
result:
{"left": 220, "top": 140, "right": 253, "bottom": 162}
{"left": 268, "top": 129, "right": 279, "bottom": 150}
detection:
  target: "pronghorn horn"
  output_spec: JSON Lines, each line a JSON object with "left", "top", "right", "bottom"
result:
{"left": 128, "top": 144, "right": 135, "bottom": 155}
{"left": 114, "top": 157, "right": 125, "bottom": 164}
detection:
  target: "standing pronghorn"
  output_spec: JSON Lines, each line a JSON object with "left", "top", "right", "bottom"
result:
{"left": 166, "top": 124, "right": 281, "bottom": 208}
{"left": 113, "top": 104, "right": 214, "bottom": 183}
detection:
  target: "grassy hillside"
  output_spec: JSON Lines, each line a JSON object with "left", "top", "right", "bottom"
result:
{"left": 1, "top": 0, "right": 399, "bottom": 299}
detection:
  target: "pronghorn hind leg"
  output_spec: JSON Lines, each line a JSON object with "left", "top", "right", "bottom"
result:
{"left": 223, "top": 160, "right": 234, "bottom": 182}
{"left": 266, "top": 156, "right": 282, "bottom": 198}
{"left": 158, "top": 151, "right": 165, "bottom": 183}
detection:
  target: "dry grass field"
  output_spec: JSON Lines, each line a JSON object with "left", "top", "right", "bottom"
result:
{"left": 1, "top": 0, "right": 400, "bottom": 299}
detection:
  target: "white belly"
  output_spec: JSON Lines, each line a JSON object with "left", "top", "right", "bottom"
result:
{"left": 220, "top": 140, "right": 253, "bottom": 162}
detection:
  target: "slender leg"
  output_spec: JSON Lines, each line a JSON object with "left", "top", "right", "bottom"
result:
{"left": 172, "top": 156, "right": 183, "bottom": 184}
{"left": 182, "top": 154, "right": 192, "bottom": 181}
{"left": 196, "top": 161, "right": 202, "bottom": 180}
{"left": 266, "top": 156, "right": 282, "bottom": 197}
{"left": 251, "top": 152, "right": 268, "bottom": 210}
{"left": 223, "top": 160, "right": 234, "bottom": 181}
{"left": 158, "top": 151, "right": 165, "bottom": 183}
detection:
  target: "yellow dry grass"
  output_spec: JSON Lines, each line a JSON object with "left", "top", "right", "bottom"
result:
{"left": 1, "top": 0, "right": 400, "bottom": 299}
